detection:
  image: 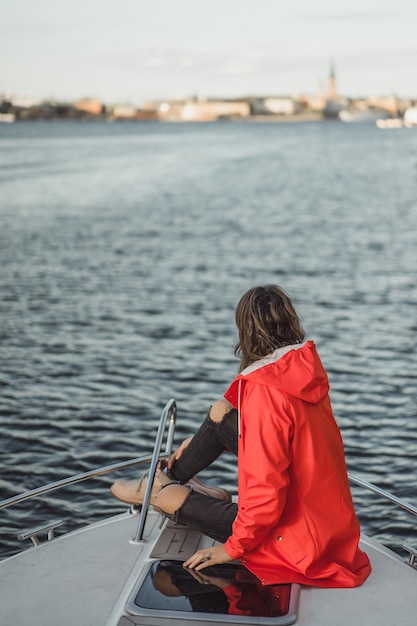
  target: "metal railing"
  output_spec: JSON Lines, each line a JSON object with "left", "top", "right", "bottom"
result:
{"left": 347, "top": 473, "right": 417, "bottom": 518}
{"left": 132, "top": 399, "right": 176, "bottom": 542}
{"left": 0, "top": 453, "right": 163, "bottom": 511}
{"left": 0, "top": 400, "right": 177, "bottom": 544}
{"left": 348, "top": 472, "right": 417, "bottom": 569}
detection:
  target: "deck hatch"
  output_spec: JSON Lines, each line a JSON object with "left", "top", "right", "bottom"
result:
{"left": 124, "top": 559, "right": 299, "bottom": 625}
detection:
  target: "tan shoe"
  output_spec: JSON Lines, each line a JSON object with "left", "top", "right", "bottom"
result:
{"left": 110, "top": 465, "right": 171, "bottom": 506}
{"left": 186, "top": 476, "right": 232, "bottom": 502}
{"left": 110, "top": 466, "right": 231, "bottom": 506}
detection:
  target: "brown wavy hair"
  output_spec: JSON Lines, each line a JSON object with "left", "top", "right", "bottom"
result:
{"left": 234, "top": 285, "right": 305, "bottom": 371}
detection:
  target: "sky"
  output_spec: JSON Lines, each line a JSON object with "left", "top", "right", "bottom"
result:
{"left": 1, "top": 0, "right": 416, "bottom": 105}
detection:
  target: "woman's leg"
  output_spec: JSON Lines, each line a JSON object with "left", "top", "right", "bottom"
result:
{"left": 168, "top": 400, "right": 238, "bottom": 483}
{"left": 110, "top": 399, "right": 238, "bottom": 507}
{"left": 156, "top": 484, "right": 237, "bottom": 543}
{"left": 155, "top": 401, "right": 239, "bottom": 542}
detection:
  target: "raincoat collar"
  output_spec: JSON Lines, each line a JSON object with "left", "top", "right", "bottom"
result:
{"left": 240, "top": 341, "right": 307, "bottom": 377}
{"left": 227, "top": 340, "right": 330, "bottom": 407}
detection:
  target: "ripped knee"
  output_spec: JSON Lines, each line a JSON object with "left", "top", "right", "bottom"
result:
{"left": 209, "top": 399, "right": 234, "bottom": 424}
{"left": 155, "top": 483, "right": 191, "bottom": 515}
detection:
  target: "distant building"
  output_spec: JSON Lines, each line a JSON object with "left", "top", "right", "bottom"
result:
{"left": 307, "top": 81, "right": 326, "bottom": 113}
{"left": 251, "top": 97, "right": 304, "bottom": 116}
{"left": 180, "top": 99, "right": 250, "bottom": 121}
{"left": 144, "top": 98, "right": 250, "bottom": 121}
{"left": 365, "top": 96, "right": 399, "bottom": 116}
{"left": 74, "top": 98, "right": 103, "bottom": 115}
{"left": 10, "top": 94, "right": 42, "bottom": 108}
{"left": 142, "top": 100, "right": 184, "bottom": 121}
{"left": 308, "top": 96, "right": 326, "bottom": 113}
{"left": 110, "top": 104, "right": 137, "bottom": 119}
{"left": 107, "top": 104, "right": 158, "bottom": 121}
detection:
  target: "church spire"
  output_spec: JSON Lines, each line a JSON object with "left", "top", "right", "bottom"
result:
{"left": 329, "top": 60, "right": 337, "bottom": 100}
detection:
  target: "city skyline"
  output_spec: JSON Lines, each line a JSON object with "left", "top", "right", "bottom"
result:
{"left": 1, "top": 0, "right": 417, "bottom": 105}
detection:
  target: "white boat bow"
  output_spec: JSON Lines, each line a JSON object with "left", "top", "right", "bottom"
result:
{"left": 1, "top": 400, "right": 416, "bottom": 626}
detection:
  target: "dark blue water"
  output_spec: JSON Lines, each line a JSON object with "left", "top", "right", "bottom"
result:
{"left": 1, "top": 120, "right": 416, "bottom": 560}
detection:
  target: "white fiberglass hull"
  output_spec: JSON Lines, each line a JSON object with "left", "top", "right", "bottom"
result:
{"left": 0, "top": 507, "right": 415, "bottom": 626}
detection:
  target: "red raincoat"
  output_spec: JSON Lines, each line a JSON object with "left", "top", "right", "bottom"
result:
{"left": 223, "top": 340, "right": 371, "bottom": 588}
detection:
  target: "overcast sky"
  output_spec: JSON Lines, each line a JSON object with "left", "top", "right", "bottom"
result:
{"left": 1, "top": 0, "right": 416, "bottom": 104}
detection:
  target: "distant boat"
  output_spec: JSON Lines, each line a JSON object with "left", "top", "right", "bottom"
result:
{"left": 376, "top": 118, "right": 403, "bottom": 129}
{"left": 339, "top": 109, "right": 384, "bottom": 123}
{"left": 404, "top": 107, "right": 417, "bottom": 127}
{"left": 323, "top": 99, "right": 345, "bottom": 119}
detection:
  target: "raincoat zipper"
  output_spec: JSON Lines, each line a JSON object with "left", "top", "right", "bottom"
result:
{"left": 237, "top": 379, "right": 242, "bottom": 439}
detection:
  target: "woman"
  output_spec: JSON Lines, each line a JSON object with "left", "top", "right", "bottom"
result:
{"left": 111, "top": 285, "right": 371, "bottom": 588}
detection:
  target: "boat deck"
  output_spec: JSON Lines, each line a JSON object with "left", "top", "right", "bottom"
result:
{"left": 0, "top": 507, "right": 415, "bottom": 626}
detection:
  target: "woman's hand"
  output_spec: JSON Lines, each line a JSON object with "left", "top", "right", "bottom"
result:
{"left": 168, "top": 437, "right": 193, "bottom": 469}
{"left": 183, "top": 544, "right": 232, "bottom": 571}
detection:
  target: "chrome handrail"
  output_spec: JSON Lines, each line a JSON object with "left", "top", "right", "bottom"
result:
{"left": 132, "top": 398, "right": 177, "bottom": 543}
{"left": 0, "top": 400, "right": 177, "bottom": 514}
{"left": 348, "top": 472, "right": 417, "bottom": 518}
{"left": 0, "top": 453, "right": 164, "bottom": 511}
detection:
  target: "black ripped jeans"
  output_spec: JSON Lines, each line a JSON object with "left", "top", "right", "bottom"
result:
{"left": 166, "top": 408, "right": 238, "bottom": 543}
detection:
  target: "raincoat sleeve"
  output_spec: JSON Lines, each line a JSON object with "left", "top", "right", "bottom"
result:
{"left": 224, "top": 382, "right": 293, "bottom": 560}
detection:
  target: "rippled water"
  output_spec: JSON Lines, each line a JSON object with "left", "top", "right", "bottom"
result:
{"left": 1, "top": 120, "right": 416, "bottom": 560}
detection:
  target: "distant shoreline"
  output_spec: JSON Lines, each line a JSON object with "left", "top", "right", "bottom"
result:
{"left": 1, "top": 113, "right": 328, "bottom": 125}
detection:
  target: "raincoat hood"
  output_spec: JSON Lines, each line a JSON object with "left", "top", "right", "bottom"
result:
{"left": 227, "top": 340, "right": 329, "bottom": 407}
